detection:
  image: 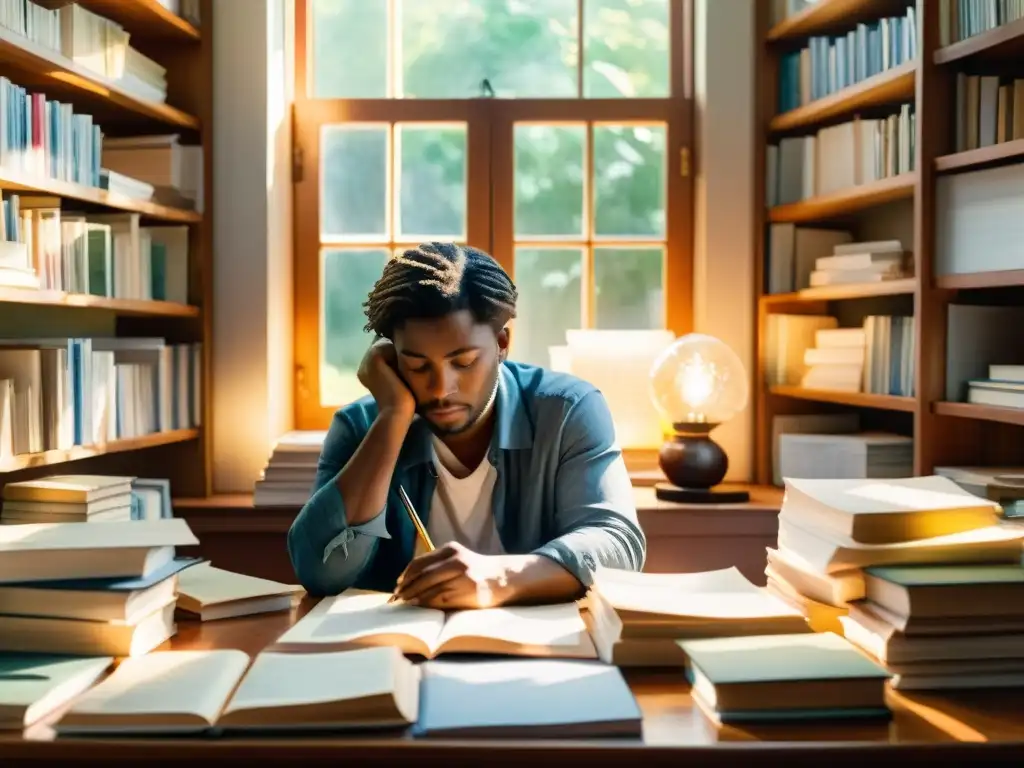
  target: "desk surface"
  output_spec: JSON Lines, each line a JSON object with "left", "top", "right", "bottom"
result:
{"left": 3, "top": 601, "right": 1024, "bottom": 766}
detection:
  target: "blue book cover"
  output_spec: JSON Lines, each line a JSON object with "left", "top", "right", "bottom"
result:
{"left": 2, "top": 557, "right": 204, "bottom": 591}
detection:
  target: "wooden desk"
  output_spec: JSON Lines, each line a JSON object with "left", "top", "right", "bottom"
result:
{"left": 173, "top": 485, "right": 784, "bottom": 586}
{"left": 3, "top": 602, "right": 1023, "bottom": 766}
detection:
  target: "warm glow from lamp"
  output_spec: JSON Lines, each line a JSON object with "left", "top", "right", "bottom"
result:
{"left": 677, "top": 352, "right": 717, "bottom": 422}
{"left": 648, "top": 334, "right": 750, "bottom": 504}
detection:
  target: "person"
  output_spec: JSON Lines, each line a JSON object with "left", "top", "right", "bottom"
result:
{"left": 287, "top": 242, "right": 645, "bottom": 609}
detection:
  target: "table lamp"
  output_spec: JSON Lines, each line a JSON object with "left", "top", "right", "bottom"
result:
{"left": 648, "top": 333, "right": 750, "bottom": 504}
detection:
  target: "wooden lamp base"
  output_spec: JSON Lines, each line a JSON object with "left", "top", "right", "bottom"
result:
{"left": 655, "top": 424, "right": 750, "bottom": 504}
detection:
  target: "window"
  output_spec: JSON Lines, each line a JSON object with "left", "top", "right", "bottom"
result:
{"left": 294, "top": 0, "right": 693, "bottom": 428}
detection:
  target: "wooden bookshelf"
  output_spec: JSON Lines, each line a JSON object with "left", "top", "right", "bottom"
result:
{"left": 63, "top": 0, "right": 201, "bottom": 43}
{"left": 766, "top": 0, "right": 910, "bottom": 42}
{"left": 0, "top": 0, "right": 214, "bottom": 498}
{"left": 770, "top": 386, "right": 916, "bottom": 412}
{"left": 935, "top": 138, "right": 1024, "bottom": 174}
{"left": 761, "top": 278, "right": 917, "bottom": 306}
{"left": 0, "top": 23, "right": 199, "bottom": 131}
{"left": 0, "top": 167, "right": 201, "bottom": 223}
{"left": 0, "top": 429, "right": 200, "bottom": 473}
{"left": 770, "top": 61, "right": 915, "bottom": 133}
{"left": 933, "top": 402, "right": 1024, "bottom": 428}
{"left": 768, "top": 173, "right": 916, "bottom": 224}
{"left": 935, "top": 269, "right": 1024, "bottom": 290}
{"left": 756, "top": 2, "right": 1024, "bottom": 485}
{"left": 0, "top": 286, "right": 199, "bottom": 317}
{"left": 933, "top": 15, "right": 1024, "bottom": 64}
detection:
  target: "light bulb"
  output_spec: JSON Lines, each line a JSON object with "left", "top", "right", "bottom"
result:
{"left": 649, "top": 333, "right": 749, "bottom": 429}
{"left": 676, "top": 353, "right": 716, "bottom": 421}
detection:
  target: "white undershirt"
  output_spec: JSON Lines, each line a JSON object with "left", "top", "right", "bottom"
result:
{"left": 420, "top": 384, "right": 504, "bottom": 556}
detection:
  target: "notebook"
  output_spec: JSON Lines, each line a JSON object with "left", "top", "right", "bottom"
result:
{"left": 54, "top": 647, "right": 418, "bottom": 734}
{"left": 0, "top": 655, "right": 113, "bottom": 729}
{"left": 413, "top": 659, "right": 642, "bottom": 738}
{"left": 175, "top": 563, "right": 304, "bottom": 621}
{"left": 268, "top": 589, "right": 597, "bottom": 659}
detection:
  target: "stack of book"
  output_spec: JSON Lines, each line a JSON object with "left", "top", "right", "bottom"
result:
{"left": 841, "top": 562, "right": 1024, "bottom": 691}
{"left": 678, "top": 631, "right": 891, "bottom": 725}
{"left": 807, "top": 240, "right": 909, "bottom": 288}
{"left": 1, "top": 475, "right": 135, "bottom": 524}
{"left": 778, "top": 433, "right": 914, "bottom": 481}
{"left": 0, "top": 518, "right": 199, "bottom": 657}
{"left": 767, "top": 475, "right": 1024, "bottom": 689}
{"left": 584, "top": 567, "right": 810, "bottom": 666}
{"left": 254, "top": 430, "right": 326, "bottom": 507}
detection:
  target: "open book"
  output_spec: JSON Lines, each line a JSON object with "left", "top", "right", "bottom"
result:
{"left": 55, "top": 647, "right": 419, "bottom": 734}
{"left": 268, "top": 590, "right": 597, "bottom": 659}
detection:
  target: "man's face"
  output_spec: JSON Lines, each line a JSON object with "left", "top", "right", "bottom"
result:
{"left": 393, "top": 310, "right": 507, "bottom": 436}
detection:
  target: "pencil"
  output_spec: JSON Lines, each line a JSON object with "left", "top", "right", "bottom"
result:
{"left": 388, "top": 484, "right": 433, "bottom": 604}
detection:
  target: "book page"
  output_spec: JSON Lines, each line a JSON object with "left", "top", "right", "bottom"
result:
{"left": 271, "top": 590, "right": 445, "bottom": 655}
{"left": 0, "top": 518, "right": 197, "bottom": 552}
{"left": 56, "top": 650, "right": 250, "bottom": 731}
{"left": 176, "top": 562, "right": 303, "bottom": 607}
{"left": 220, "top": 646, "right": 418, "bottom": 725}
{"left": 436, "top": 603, "right": 592, "bottom": 655}
{"left": 592, "top": 566, "right": 793, "bottom": 620}
{"left": 785, "top": 475, "right": 1001, "bottom": 515}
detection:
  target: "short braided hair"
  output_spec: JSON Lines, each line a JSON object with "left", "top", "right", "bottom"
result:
{"left": 363, "top": 242, "right": 518, "bottom": 339}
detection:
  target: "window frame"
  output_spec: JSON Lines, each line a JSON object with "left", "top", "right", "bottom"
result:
{"left": 293, "top": 0, "right": 694, "bottom": 430}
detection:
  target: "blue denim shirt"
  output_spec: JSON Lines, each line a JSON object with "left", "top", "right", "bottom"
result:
{"left": 286, "top": 361, "right": 646, "bottom": 596}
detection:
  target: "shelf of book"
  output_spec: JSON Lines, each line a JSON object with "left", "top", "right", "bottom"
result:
{"left": 935, "top": 138, "right": 1024, "bottom": 174}
{"left": 67, "top": 0, "right": 201, "bottom": 42}
{"left": 0, "top": 287, "right": 199, "bottom": 317}
{"left": 933, "top": 15, "right": 1024, "bottom": 64}
{"left": 0, "top": 167, "right": 201, "bottom": 223}
{"left": 0, "top": 25, "right": 199, "bottom": 130}
{"left": 0, "top": 0, "right": 213, "bottom": 497}
{"left": 769, "top": 385, "right": 916, "bottom": 412}
{"left": 768, "top": 173, "right": 916, "bottom": 224}
{"left": 758, "top": 1, "right": 1024, "bottom": 484}
{"left": 933, "top": 402, "right": 1024, "bottom": 428}
{"left": 0, "top": 429, "right": 200, "bottom": 474}
{"left": 766, "top": 0, "right": 908, "bottom": 42}
{"left": 770, "top": 61, "right": 916, "bottom": 133}
{"left": 761, "top": 278, "right": 917, "bottom": 306}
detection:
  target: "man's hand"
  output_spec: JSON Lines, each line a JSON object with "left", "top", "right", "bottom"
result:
{"left": 393, "top": 543, "right": 514, "bottom": 609}
{"left": 357, "top": 339, "right": 416, "bottom": 422}
{"left": 393, "top": 542, "right": 585, "bottom": 609}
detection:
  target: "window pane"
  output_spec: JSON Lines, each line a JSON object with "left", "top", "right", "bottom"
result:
{"left": 512, "top": 247, "right": 582, "bottom": 366}
{"left": 311, "top": 0, "right": 388, "bottom": 98}
{"left": 583, "top": 0, "right": 670, "bottom": 98}
{"left": 320, "top": 248, "right": 389, "bottom": 406}
{"left": 399, "top": 0, "right": 578, "bottom": 98}
{"left": 321, "top": 125, "right": 389, "bottom": 241}
{"left": 594, "top": 247, "right": 664, "bottom": 329}
{"left": 514, "top": 124, "right": 585, "bottom": 238}
{"left": 593, "top": 124, "right": 666, "bottom": 238}
{"left": 397, "top": 124, "right": 467, "bottom": 240}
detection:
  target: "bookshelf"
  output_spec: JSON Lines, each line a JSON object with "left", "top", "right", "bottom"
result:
{"left": 756, "top": 0, "right": 1024, "bottom": 486}
{"left": 0, "top": 0, "right": 213, "bottom": 498}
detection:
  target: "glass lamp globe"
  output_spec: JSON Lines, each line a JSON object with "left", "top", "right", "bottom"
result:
{"left": 648, "top": 333, "right": 750, "bottom": 504}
